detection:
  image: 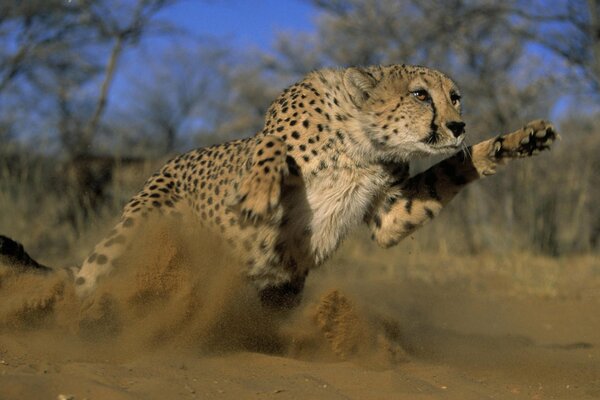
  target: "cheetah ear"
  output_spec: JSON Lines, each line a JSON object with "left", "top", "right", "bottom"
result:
{"left": 343, "top": 67, "right": 377, "bottom": 107}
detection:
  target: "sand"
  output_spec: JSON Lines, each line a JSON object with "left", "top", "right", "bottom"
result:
{"left": 0, "top": 222, "right": 598, "bottom": 399}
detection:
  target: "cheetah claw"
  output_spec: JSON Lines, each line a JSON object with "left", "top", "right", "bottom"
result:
{"left": 493, "top": 119, "right": 559, "bottom": 159}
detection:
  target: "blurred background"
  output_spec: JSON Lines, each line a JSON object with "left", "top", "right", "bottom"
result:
{"left": 0, "top": 0, "right": 598, "bottom": 269}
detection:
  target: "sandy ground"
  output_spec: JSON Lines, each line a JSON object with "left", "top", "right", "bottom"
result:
{"left": 0, "top": 224, "right": 599, "bottom": 400}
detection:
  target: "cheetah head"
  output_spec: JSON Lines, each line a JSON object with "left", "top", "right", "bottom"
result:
{"left": 343, "top": 65, "right": 465, "bottom": 161}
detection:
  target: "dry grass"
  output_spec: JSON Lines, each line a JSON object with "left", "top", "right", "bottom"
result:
{"left": 0, "top": 154, "right": 160, "bottom": 266}
{"left": 326, "top": 231, "right": 600, "bottom": 300}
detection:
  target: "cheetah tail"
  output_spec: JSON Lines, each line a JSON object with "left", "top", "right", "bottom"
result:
{"left": 0, "top": 235, "right": 52, "bottom": 273}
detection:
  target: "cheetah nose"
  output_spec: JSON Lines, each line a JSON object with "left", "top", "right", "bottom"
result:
{"left": 446, "top": 121, "right": 465, "bottom": 138}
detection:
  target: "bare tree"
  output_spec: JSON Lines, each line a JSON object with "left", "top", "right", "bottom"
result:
{"left": 76, "top": 0, "right": 180, "bottom": 154}
{"left": 0, "top": 0, "right": 90, "bottom": 92}
{"left": 0, "top": 0, "right": 180, "bottom": 156}
{"left": 121, "top": 44, "right": 232, "bottom": 153}
{"left": 506, "top": 0, "right": 600, "bottom": 96}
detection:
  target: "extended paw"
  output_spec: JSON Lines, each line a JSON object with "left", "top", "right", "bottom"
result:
{"left": 231, "top": 136, "right": 288, "bottom": 223}
{"left": 493, "top": 119, "right": 558, "bottom": 158}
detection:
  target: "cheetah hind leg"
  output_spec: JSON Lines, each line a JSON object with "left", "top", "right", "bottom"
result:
{"left": 230, "top": 136, "right": 288, "bottom": 223}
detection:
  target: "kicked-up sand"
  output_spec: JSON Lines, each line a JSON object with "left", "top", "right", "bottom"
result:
{"left": 0, "top": 221, "right": 598, "bottom": 399}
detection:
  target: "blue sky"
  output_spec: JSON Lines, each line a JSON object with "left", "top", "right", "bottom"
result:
{"left": 157, "top": 0, "right": 317, "bottom": 49}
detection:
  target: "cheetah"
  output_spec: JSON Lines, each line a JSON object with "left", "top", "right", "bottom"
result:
{"left": 1, "top": 64, "right": 557, "bottom": 309}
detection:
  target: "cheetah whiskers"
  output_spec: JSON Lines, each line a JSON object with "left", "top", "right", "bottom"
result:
{"left": 459, "top": 142, "right": 473, "bottom": 162}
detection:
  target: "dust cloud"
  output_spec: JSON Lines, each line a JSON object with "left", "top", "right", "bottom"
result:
{"left": 0, "top": 219, "right": 406, "bottom": 366}
{"left": 1, "top": 221, "right": 599, "bottom": 399}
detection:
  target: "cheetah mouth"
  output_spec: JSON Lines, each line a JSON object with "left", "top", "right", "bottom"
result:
{"left": 422, "top": 129, "right": 465, "bottom": 150}
{"left": 431, "top": 134, "right": 465, "bottom": 152}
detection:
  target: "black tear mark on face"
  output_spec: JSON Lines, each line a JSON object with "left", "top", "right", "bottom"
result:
{"left": 422, "top": 98, "right": 440, "bottom": 145}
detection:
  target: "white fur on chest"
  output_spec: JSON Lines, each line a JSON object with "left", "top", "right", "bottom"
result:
{"left": 306, "top": 165, "right": 388, "bottom": 264}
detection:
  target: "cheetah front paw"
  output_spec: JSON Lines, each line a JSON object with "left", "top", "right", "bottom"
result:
{"left": 493, "top": 119, "right": 558, "bottom": 159}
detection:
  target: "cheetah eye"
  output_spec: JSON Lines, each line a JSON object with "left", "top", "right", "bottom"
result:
{"left": 411, "top": 89, "right": 430, "bottom": 102}
{"left": 450, "top": 93, "right": 461, "bottom": 106}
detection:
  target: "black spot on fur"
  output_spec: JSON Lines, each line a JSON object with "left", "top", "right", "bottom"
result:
{"left": 404, "top": 222, "right": 416, "bottom": 231}
{"left": 405, "top": 198, "right": 413, "bottom": 214}
{"left": 424, "top": 207, "right": 434, "bottom": 219}
{"left": 373, "top": 214, "right": 382, "bottom": 228}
